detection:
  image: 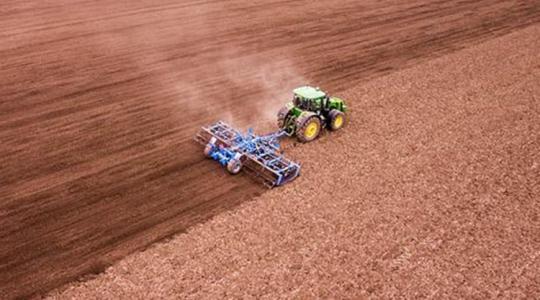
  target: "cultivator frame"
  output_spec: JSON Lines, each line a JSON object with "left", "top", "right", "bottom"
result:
{"left": 195, "top": 121, "right": 301, "bottom": 188}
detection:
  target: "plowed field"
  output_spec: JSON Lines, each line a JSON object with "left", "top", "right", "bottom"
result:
{"left": 1, "top": 0, "right": 539, "bottom": 298}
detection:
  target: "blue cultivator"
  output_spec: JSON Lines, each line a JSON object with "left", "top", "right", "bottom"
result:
{"left": 195, "top": 121, "right": 301, "bottom": 188}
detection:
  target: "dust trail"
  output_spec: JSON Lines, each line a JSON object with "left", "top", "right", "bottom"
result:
{"left": 218, "top": 54, "right": 309, "bottom": 128}
{"left": 169, "top": 52, "right": 310, "bottom": 133}
{"left": 71, "top": 2, "right": 310, "bottom": 133}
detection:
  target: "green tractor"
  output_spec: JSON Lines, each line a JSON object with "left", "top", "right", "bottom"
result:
{"left": 277, "top": 86, "right": 347, "bottom": 142}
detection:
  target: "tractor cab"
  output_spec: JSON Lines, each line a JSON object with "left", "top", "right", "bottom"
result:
{"left": 292, "top": 86, "right": 328, "bottom": 112}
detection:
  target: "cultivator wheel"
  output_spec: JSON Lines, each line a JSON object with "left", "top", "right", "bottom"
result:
{"left": 204, "top": 143, "right": 214, "bottom": 158}
{"left": 328, "top": 109, "right": 345, "bottom": 131}
{"left": 226, "top": 158, "right": 242, "bottom": 174}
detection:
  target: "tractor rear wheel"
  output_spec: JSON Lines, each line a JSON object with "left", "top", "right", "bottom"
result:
{"left": 296, "top": 113, "right": 321, "bottom": 143}
{"left": 226, "top": 158, "right": 243, "bottom": 175}
{"left": 277, "top": 105, "right": 292, "bottom": 129}
{"left": 328, "top": 109, "right": 345, "bottom": 131}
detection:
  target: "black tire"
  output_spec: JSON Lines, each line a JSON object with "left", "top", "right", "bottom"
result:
{"left": 295, "top": 113, "right": 321, "bottom": 143}
{"left": 277, "top": 105, "right": 292, "bottom": 128}
{"left": 226, "top": 159, "right": 242, "bottom": 175}
{"left": 204, "top": 143, "right": 214, "bottom": 157}
{"left": 328, "top": 109, "right": 346, "bottom": 131}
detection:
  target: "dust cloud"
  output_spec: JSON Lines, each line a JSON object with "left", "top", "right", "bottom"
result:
{"left": 78, "top": 2, "right": 309, "bottom": 133}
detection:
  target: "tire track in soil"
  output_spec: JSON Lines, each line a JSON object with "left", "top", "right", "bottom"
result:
{"left": 0, "top": 0, "right": 538, "bottom": 298}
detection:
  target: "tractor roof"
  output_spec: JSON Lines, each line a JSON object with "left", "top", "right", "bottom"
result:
{"left": 293, "top": 86, "right": 326, "bottom": 99}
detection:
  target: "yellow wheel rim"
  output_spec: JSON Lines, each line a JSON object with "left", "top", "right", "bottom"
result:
{"left": 304, "top": 121, "right": 319, "bottom": 139}
{"left": 334, "top": 115, "right": 344, "bottom": 128}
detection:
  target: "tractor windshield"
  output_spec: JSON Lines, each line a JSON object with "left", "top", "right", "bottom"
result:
{"left": 293, "top": 95, "right": 301, "bottom": 107}
{"left": 294, "top": 95, "right": 311, "bottom": 110}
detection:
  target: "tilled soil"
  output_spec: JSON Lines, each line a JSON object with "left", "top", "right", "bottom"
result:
{"left": 49, "top": 24, "right": 539, "bottom": 299}
{"left": 1, "top": 0, "right": 539, "bottom": 298}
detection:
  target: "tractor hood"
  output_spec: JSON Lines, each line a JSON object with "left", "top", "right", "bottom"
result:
{"left": 330, "top": 96, "right": 347, "bottom": 112}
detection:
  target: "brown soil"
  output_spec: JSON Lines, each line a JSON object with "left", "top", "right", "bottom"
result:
{"left": 48, "top": 23, "right": 540, "bottom": 299}
{"left": 1, "top": 0, "right": 539, "bottom": 299}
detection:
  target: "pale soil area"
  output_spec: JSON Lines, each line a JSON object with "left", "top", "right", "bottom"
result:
{"left": 49, "top": 24, "right": 539, "bottom": 299}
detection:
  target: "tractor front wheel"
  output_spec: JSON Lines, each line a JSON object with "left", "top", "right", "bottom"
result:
{"left": 329, "top": 109, "right": 346, "bottom": 131}
{"left": 296, "top": 115, "right": 321, "bottom": 143}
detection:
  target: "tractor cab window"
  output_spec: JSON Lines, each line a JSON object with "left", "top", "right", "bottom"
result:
{"left": 293, "top": 95, "right": 301, "bottom": 107}
{"left": 294, "top": 95, "right": 310, "bottom": 110}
